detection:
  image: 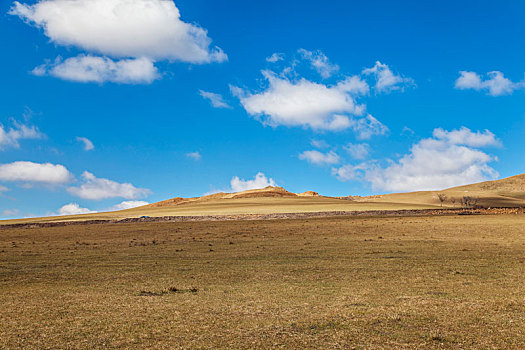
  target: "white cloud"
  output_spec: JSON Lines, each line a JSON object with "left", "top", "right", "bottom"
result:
{"left": 363, "top": 127, "right": 500, "bottom": 192}
{"left": 298, "top": 49, "right": 339, "bottom": 78}
{"left": 432, "top": 127, "right": 500, "bottom": 147}
{"left": 0, "top": 161, "right": 72, "bottom": 184}
{"left": 10, "top": 0, "right": 226, "bottom": 64}
{"left": 337, "top": 75, "right": 370, "bottom": 95}
{"left": 332, "top": 163, "right": 369, "bottom": 182}
{"left": 344, "top": 143, "right": 370, "bottom": 159}
{"left": 299, "top": 150, "right": 340, "bottom": 166}
{"left": 33, "top": 55, "right": 159, "bottom": 84}
{"left": 186, "top": 151, "right": 202, "bottom": 160}
{"left": 233, "top": 53, "right": 414, "bottom": 136}
{"left": 362, "top": 61, "right": 414, "bottom": 93}
{"left": 57, "top": 203, "right": 96, "bottom": 216}
{"left": 68, "top": 171, "right": 151, "bottom": 200}
{"left": 108, "top": 200, "right": 149, "bottom": 211}
{"left": 310, "top": 139, "right": 329, "bottom": 149}
{"left": 76, "top": 136, "right": 94, "bottom": 151}
{"left": 57, "top": 200, "right": 149, "bottom": 216}
{"left": 199, "top": 90, "right": 231, "bottom": 109}
{"left": 349, "top": 114, "right": 389, "bottom": 140}
{"left": 0, "top": 121, "right": 43, "bottom": 150}
{"left": 232, "top": 70, "right": 367, "bottom": 131}
{"left": 454, "top": 71, "right": 482, "bottom": 90}
{"left": 266, "top": 53, "right": 285, "bottom": 63}
{"left": 455, "top": 71, "right": 520, "bottom": 96}
{"left": 0, "top": 185, "right": 8, "bottom": 193}
{"left": 11, "top": 0, "right": 226, "bottom": 84}
{"left": 230, "top": 172, "right": 277, "bottom": 192}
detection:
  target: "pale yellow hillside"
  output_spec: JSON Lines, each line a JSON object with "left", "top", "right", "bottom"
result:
{"left": 360, "top": 174, "right": 525, "bottom": 208}
{"left": 3, "top": 174, "right": 525, "bottom": 225}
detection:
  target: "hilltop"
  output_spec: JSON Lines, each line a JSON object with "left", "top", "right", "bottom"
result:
{"left": 147, "top": 186, "right": 301, "bottom": 208}
{"left": 2, "top": 174, "right": 525, "bottom": 225}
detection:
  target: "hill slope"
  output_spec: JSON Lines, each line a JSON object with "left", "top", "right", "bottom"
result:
{"left": 3, "top": 174, "right": 525, "bottom": 225}
{"left": 359, "top": 174, "right": 525, "bottom": 208}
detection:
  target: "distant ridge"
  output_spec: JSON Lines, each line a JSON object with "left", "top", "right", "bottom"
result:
{"left": 3, "top": 173, "right": 525, "bottom": 225}
{"left": 450, "top": 173, "right": 525, "bottom": 193}
{"left": 147, "top": 174, "right": 525, "bottom": 210}
{"left": 147, "top": 186, "right": 306, "bottom": 208}
{"left": 359, "top": 173, "right": 525, "bottom": 208}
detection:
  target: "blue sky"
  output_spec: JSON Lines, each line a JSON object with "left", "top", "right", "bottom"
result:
{"left": 1, "top": 0, "right": 525, "bottom": 218}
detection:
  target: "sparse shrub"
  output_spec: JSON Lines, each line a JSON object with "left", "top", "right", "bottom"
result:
{"left": 461, "top": 196, "right": 481, "bottom": 209}
{"left": 436, "top": 193, "right": 447, "bottom": 207}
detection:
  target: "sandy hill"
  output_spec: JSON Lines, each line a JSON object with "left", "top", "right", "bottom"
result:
{"left": 3, "top": 174, "right": 525, "bottom": 225}
{"left": 360, "top": 173, "right": 525, "bottom": 208}
{"left": 147, "top": 186, "right": 298, "bottom": 208}
{"left": 451, "top": 173, "right": 525, "bottom": 193}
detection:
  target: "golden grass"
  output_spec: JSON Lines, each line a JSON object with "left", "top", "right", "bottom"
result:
{"left": 1, "top": 214, "right": 525, "bottom": 348}
{"left": 0, "top": 196, "right": 436, "bottom": 225}
{"left": 363, "top": 174, "right": 525, "bottom": 208}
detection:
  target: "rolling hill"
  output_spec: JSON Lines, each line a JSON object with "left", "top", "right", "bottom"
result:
{"left": 2, "top": 174, "right": 525, "bottom": 225}
{"left": 359, "top": 173, "right": 525, "bottom": 208}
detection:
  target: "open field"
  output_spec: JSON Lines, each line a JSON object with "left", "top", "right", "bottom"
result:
{"left": 4, "top": 173, "right": 525, "bottom": 226}
{"left": 0, "top": 196, "right": 437, "bottom": 225}
{"left": 2, "top": 214, "right": 525, "bottom": 349}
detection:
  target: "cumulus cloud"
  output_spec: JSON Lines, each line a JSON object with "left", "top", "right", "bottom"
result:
{"left": 33, "top": 55, "right": 159, "bottom": 84}
{"left": 108, "top": 200, "right": 149, "bottom": 211}
{"left": 349, "top": 114, "right": 389, "bottom": 140}
{"left": 0, "top": 121, "right": 43, "bottom": 150}
{"left": 10, "top": 0, "right": 226, "bottom": 63}
{"left": 337, "top": 75, "right": 370, "bottom": 95}
{"left": 299, "top": 150, "right": 340, "bottom": 166}
{"left": 298, "top": 49, "right": 339, "bottom": 78}
{"left": 0, "top": 161, "right": 72, "bottom": 184}
{"left": 455, "top": 71, "right": 482, "bottom": 90}
{"left": 232, "top": 52, "right": 414, "bottom": 135}
{"left": 432, "top": 127, "right": 500, "bottom": 147}
{"left": 344, "top": 143, "right": 370, "bottom": 160}
{"left": 362, "top": 127, "right": 500, "bottom": 192}
{"left": 230, "top": 172, "right": 277, "bottom": 192}
{"left": 199, "top": 90, "right": 231, "bottom": 109}
{"left": 11, "top": 0, "right": 226, "bottom": 83}
{"left": 362, "top": 61, "right": 414, "bottom": 93}
{"left": 68, "top": 171, "right": 150, "bottom": 200}
{"left": 266, "top": 53, "right": 285, "bottom": 63}
{"left": 57, "top": 203, "right": 96, "bottom": 216}
{"left": 455, "top": 71, "right": 521, "bottom": 96}
{"left": 76, "top": 136, "right": 94, "bottom": 151}
{"left": 57, "top": 200, "right": 149, "bottom": 216}
{"left": 231, "top": 70, "right": 368, "bottom": 131}
{"left": 186, "top": 151, "right": 202, "bottom": 160}
{"left": 332, "top": 163, "right": 369, "bottom": 182}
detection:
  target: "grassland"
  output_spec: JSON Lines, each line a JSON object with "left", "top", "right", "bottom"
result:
{"left": 0, "top": 196, "right": 437, "bottom": 225}
{"left": 4, "top": 173, "right": 525, "bottom": 226}
{"left": 1, "top": 214, "right": 525, "bottom": 349}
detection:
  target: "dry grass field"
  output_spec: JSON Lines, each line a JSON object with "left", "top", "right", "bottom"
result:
{"left": 1, "top": 213, "right": 525, "bottom": 349}
{"left": 3, "top": 174, "right": 525, "bottom": 227}
{"left": 0, "top": 196, "right": 436, "bottom": 226}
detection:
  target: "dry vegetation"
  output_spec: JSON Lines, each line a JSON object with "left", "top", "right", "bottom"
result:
{"left": 0, "top": 196, "right": 436, "bottom": 226}
{"left": 1, "top": 214, "right": 525, "bottom": 349}
{"left": 4, "top": 174, "right": 525, "bottom": 227}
